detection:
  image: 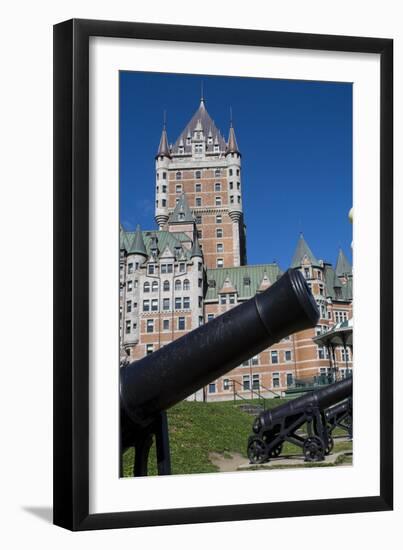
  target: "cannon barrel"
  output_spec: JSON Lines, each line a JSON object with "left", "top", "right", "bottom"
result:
{"left": 324, "top": 398, "right": 351, "bottom": 421}
{"left": 253, "top": 377, "right": 352, "bottom": 434}
{"left": 121, "top": 268, "right": 319, "bottom": 430}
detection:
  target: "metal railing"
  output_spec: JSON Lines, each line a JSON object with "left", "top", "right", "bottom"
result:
{"left": 228, "top": 379, "right": 282, "bottom": 410}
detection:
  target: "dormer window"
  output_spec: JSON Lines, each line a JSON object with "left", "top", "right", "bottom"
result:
{"left": 178, "top": 212, "right": 185, "bottom": 221}
{"left": 214, "top": 145, "right": 219, "bottom": 152}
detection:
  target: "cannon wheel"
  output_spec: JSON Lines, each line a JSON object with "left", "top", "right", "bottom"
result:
{"left": 303, "top": 436, "right": 325, "bottom": 462}
{"left": 248, "top": 437, "right": 267, "bottom": 464}
{"left": 268, "top": 443, "right": 283, "bottom": 458}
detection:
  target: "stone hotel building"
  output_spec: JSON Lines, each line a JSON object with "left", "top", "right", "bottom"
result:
{"left": 120, "top": 97, "right": 353, "bottom": 400}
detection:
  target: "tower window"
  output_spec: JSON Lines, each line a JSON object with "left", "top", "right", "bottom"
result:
{"left": 162, "top": 185, "right": 167, "bottom": 193}
{"left": 230, "top": 195, "right": 234, "bottom": 204}
{"left": 237, "top": 182, "right": 240, "bottom": 190}
{"left": 237, "top": 196, "right": 241, "bottom": 203}
{"left": 215, "top": 182, "right": 221, "bottom": 192}
{"left": 126, "top": 300, "right": 132, "bottom": 313}
{"left": 229, "top": 182, "right": 233, "bottom": 190}
{"left": 197, "top": 230, "right": 202, "bottom": 239}
{"left": 195, "top": 170, "right": 201, "bottom": 179}
{"left": 215, "top": 196, "right": 222, "bottom": 206}
{"left": 236, "top": 169, "right": 240, "bottom": 176}
{"left": 214, "top": 145, "right": 219, "bottom": 152}
{"left": 161, "top": 199, "right": 167, "bottom": 207}
{"left": 229, "top": 169, "right": 233, "bottom": 176}
{"left": 162, "top": 172, "right": 167, "bottom": 180}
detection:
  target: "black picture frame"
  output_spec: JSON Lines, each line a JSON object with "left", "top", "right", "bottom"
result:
{"left": 53, "top": 18, "right": 393, "bottom": 531}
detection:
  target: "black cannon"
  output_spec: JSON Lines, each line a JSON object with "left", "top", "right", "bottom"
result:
{"left": 324, "top": 397, "right": 353, "bottom": 439}
{"left": 120, "top": 268, "right": 319, "bottom": 476}
{"left": 248, "top": 377, "right": 353, "bottom": 464}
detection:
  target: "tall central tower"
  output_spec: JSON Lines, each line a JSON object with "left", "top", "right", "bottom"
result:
{"left": 154, "top": 97, "right": 247, "bottom": 269}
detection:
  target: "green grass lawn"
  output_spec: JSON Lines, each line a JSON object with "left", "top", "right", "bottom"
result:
{"left": 122, "top": 398, "right": 352, "bottom": 477}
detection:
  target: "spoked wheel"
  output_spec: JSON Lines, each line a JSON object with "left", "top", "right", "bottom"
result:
{"left": 268, "top": 443, "right": 283, "bottom": 458}
{"left": 303, "top": 436, "right": 325, "bottom": 462}
{"left": 247, "top": 437, "right": 267, "bottom": 464}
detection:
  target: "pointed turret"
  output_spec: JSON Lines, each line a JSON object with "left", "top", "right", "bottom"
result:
{"left": 335, "top": 248, "right": 352, "bottom": 277}
{"left": 190, "top": 227, "right": 203, "bottom": 258}
{"left": 131, "top": 224, "right": 147, "bottom": 257}
{"left": 169, "top": 193, "right": 194, "bottom": 224}
{"left": 226, "top": 122, "right": 240, "bottom": 156}
{"left": 291, "top": 234, "right": 320, "bottom": 268}
{"left": 156, "top": 123, "right": 171, "bottom": 159}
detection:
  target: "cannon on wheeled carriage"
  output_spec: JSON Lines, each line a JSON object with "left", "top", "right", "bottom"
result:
{"left": 324, "top": 397, "right": 353, "bottom": 439}
{"left": 247, "top": 377, "right": 353, "bottom": 464}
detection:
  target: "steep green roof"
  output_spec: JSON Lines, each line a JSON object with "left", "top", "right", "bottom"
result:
{"left": 169, "top": 193, "right": 195, "bottom": 224}
{"left": 120, "top": 228, "right": 192, "bottom": 260}
{"left": 324, "top": 264, "right": 353, "bottom": 302}
{"left": 131, "top": 224, "right": 147, "bottom": 256}
{"left": 335, "top": 248, "right": 352, "bottom": 277}
{"left": 205, "top": 264, "right": 283, "bottom": 301}
{"left": 291, "top": 234, "right": 320, "bottom": 268}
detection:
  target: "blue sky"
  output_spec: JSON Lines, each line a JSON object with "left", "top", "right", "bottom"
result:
{"left": 120, "top": 72, "right": 352, "bottom": 270}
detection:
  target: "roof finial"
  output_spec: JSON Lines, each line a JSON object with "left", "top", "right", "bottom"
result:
{"left": 229, "top": 105, "right": 233, "bottom": 127}
{"left": 163, "top": 109, "right": 167, "bottom": 127}
{"left": 200, "top": 81, "right": 204, "bottom": 103}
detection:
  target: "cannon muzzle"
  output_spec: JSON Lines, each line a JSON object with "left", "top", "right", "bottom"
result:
{"left": 121, "top": 268, "right": 319, "bottom": 432}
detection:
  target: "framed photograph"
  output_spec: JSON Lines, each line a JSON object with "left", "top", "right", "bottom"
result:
{"left": 53, "top": 19, "right": 393, "bottom": 530}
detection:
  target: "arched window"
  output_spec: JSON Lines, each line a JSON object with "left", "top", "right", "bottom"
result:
{"left": 183, "top": 279, "right": 190, "bottom": 291}
{"left": 176, "top": 171, "right": 182, "bottom": 180}
{"left": 163, "top": 280, "right": 170, "bottom": 292}
{"left": 143, "top": 281, "right": 150, "bottom": 293}
{"left": 152, "top": 280, "right": 158, "bottom": 292}
{"left": 175, "top": 279, "right": 182, "bottom": 291}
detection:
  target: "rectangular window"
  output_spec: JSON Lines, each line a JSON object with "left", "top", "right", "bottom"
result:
{"left": 318, "top": 346, "right": 325, "bottom": 359}
{"left": 271, "top": 350, "right": 279, "bottom": 364}
{"left": 195, "top": 197, "right": 202, "bottom": 207}
{"left": 163, "top": 319, "right": 169, "bottom": 331}
{"left": 128, "top": 263, "right": 133, "bottom": 274}
{"left": 179, "top": 262, "right": 186, "bottom": 272}
{"left": 217, "top": 258, "right": 224, "bottom": 268}
{"left": 216, "top": 228, "right": 223, "bottom": 238}
{"left": 151, "top": 299, "right": 158, "bottom": 311}
{"left": 272, "top": 372, "right": 280, "bottom": 388}
{"left": 230, "top": 195, "right": 234, "bottom": 204}
{"left": 285, "top": 350, "right": 292, "bottom": 362}
{"left": 223, "top": 379, "right": 230, "bottom": 391}
{"left": 126, "top": 300, "right": 132, "bottom": 313}
{"left": 178, "top": 317, "right": 185, "bottom": 330}
{"left": 216, "top": 214, "right": 222, "bottom": 224}
{"left": 208, "top": 383, "right": 216, "bottom": 393}
{"left": 195, "top": 183, "right": 201, "bottom": 193}
{"left": 162, "top": 172, "right": 167, "bottom": 180}
{"left": 146, "top": 319, "right": 154, "bottom": 333}
{"left": 148, "top": 265, "right": 155, "bottom": 275}
{"left": 252, "top": 374, "right": 260, "bottom": 390}
{"left": 243, "top": 375, "right": 250, "bottom": 391}
{"left": 198, "top": 296, "right": 202, "bottom": 307}
{"left": 229, "top": 181, "right": 233, "bottom": 190}
{"left": 219, "top": 295, "right": 227, "bottom": 305}
{"left": 195, "top": 215, "right": 202, "bottom": 224}
{"left": 215, "top": 183, "right": 221, "bottom": 192}
{"left": 176, "top": 184, "right": 182, "bottom": 193}
{"left": 162, "top": 185, "right": 167, "bottom": 193}
{"left": 215, "top": 196, "right": 222, "bottom": 206}
{"left": 143, "top": 300, "right": 150, "bottom": 312}
{"left": 287, "top": 373, "right": 294, "bottom": 386}
{"left": 251, "top": 355, "right": 259, "bottom": 365}
{"left": 163, "top": 298, "right": 170, "bottom": 310}
{"left": 207, "top": 314, "right": 214, "bottom": 322}
{"left": 199, "top": 316, "right": 203, "bottom": 326}
{"left": 229, "top": 293, "right": 235, "bottom": 304}
{"left": 217, "top": 243, "right": 223, "bottom": 253}
{"left": 125, "top": 321, "right": 131, "bottom": 334}
{"left": 146, "top": 344, "right": 153, "bottom": 355}
{"left": 198, "top": 278, "right": 202, "bottom": 288}
{"left": 198, "top": 262, "right": 202, "bottom": 272}
{"left": 161, "top": 199, "right": 166, "bottom": 207}
{"left": 127, "top": 280, "right": 133, "bottom": 292}
{"left": 175, "top": 297, "right": 182, "bottom": 310}
{"left": 197, "top": 230, "right": 202, "bottom": 239}
{"left": 183, "top": 297, "right": 190, "bottom": 309}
